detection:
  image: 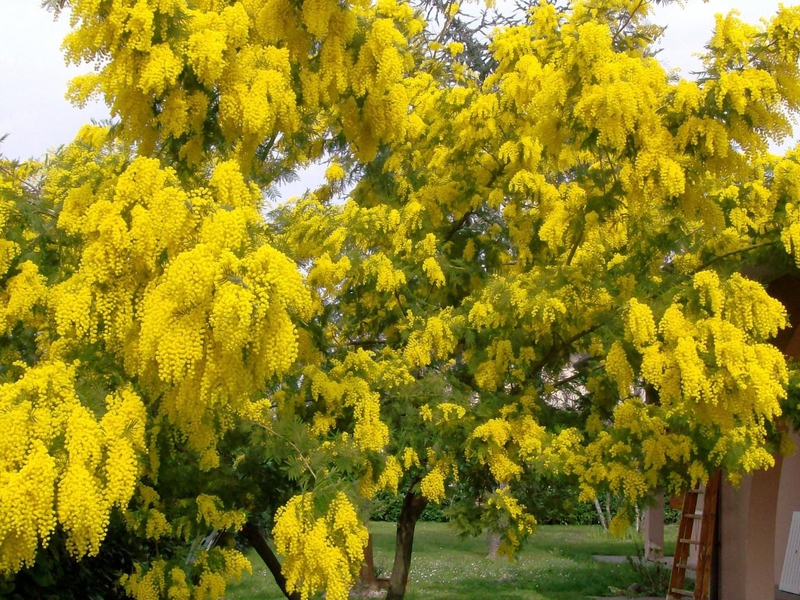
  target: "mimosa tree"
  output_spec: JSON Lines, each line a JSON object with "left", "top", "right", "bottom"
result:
{"left": 276, "top": 0, "right": 800, "bottom": 596}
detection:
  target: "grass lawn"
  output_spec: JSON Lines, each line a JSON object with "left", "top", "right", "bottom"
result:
{"left": 226, "top": 522, "right": 678, "bottom": 600}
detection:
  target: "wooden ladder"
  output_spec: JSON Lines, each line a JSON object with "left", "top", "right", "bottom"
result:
{"left": 667, "top": 470, "right": 721, "bottom": 600}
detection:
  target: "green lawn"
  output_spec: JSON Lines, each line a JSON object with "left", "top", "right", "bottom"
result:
{"left": 226, "top": 522, "right": 677, "bottom": 600}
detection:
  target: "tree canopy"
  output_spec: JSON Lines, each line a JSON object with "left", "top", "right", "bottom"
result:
{"left": 2, "top": 0, "right": 800, "bottom": 599}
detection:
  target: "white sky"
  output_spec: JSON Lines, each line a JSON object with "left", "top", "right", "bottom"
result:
{"left": 0, "top": 0, "right": 792, "bottom": 198}
{"left": 0, "top": 3, "right": 108, "bottom": 161}
{"left": 653, "top": 0, "right": 789, "bottom": 73}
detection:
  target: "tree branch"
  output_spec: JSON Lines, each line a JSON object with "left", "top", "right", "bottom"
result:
{"left": 612, "top": 0, "right": 646, "bottom": 44}
{"left": 528, "top": 325, "right": 602, "bottom": 377}
{"left": 0, "top": 162, "right": 44, "bottom": 199}
{"left": 445, "top": 211, "right": 473, "bottom": 242}
{"left": 693, "top": 240, "right": 779, "bottom": 273}
{"left": 253, "top": 422, "right": 317, "bottom": 483}
{"left": 241, "top": 522, "right": 301, "bottom": 600}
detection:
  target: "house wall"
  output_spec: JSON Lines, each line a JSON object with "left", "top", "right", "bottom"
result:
{"left": 719, "top": 459, "right": 783, "bottom": 600}
{"left": 715, "top": 274, "right": 800, "bottom": 599}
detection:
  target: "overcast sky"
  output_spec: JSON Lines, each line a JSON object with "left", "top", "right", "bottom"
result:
{"left": 0, "top": 1, "right": 791, "bottom": 197}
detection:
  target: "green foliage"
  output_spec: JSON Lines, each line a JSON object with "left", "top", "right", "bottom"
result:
{"left": 785, "top": 361, "right": 800, "bottom": 432}
{"left": 373, "top": 476, "right": 681, "bottom": 527}
{"left": 514, "top": 475, "right": 600, "bottom": 526}
{"left": 611, "top": 544, "right": 673, "bottom": 598}
{"left": 370, "top": 491, "right": 449, "bottom": 523}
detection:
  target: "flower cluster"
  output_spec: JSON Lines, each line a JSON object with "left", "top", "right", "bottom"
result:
{"left": 0, "top": 363, "right": 146, "bottom": 574}
{"left": 303, "top": 359, "right": 390, "bottom": 453}
{"left": 64, "top": 0, "right": 421, "bottom": 165}
{"left": 49, "top": 151, "right": 313, "bottom": 466}
{"left": 273, "top": 492, "right": 368, "bottom": 600}
{"left": 484, "top": 488, "right": 536, "bottom": 557}
{"left": 0, "top": 261, "right": 47, "bottom": 332}
{"left": 121, "top": 548, "right": 251, "bottom": 600}
{"left": 467, "top": 416, "right": 547, "bottom": 484}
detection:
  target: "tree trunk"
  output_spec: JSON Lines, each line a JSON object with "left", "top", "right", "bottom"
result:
{"left": 593, "top": 496, "right": 607, "bottom": 530}
{"left": 488, "top": 482, "right": 507, "bottom": 558}
{"left": 359, "top": 532, "right": 377, "bottom": 584}
{"left": 386, "top": 488, "right": 428, "bottom": 600}
{"left": 487, "top": 531, "right": 502, "bottom": 559}
{"left": 241, "top": 521, "right": 301, "bottom": 600}
{"left": 356, "top": 532, "right": 390, "bottom": 592}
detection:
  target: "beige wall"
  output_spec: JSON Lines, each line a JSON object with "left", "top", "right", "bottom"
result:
{"left": 720, "top": 477, "right": 751, "bottom": 600}
{"left": 719, "top": 459, "right": 783, "bottom": 600}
